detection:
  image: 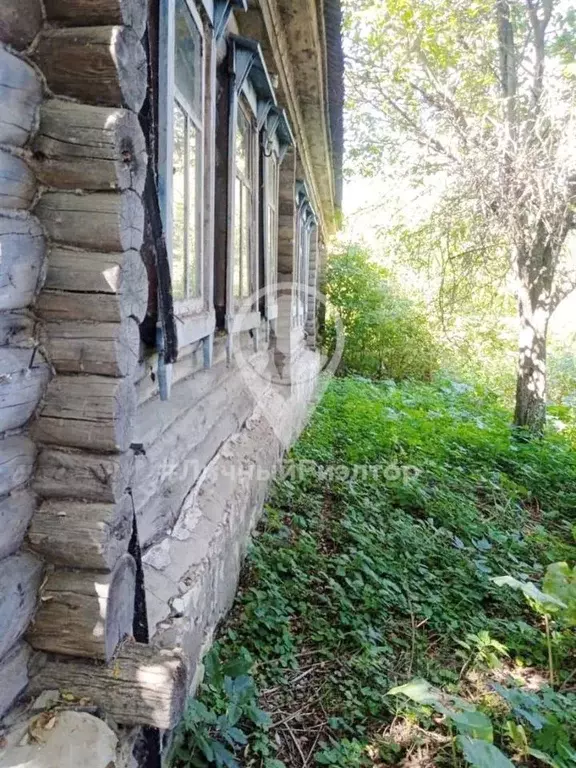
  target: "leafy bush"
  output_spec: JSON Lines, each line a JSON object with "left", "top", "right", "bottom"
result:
{"left": 175, "top": 377, "right": 576, "bottom": 766}
{"left": 324, "top": 245, "right": 438, "bottom": 381}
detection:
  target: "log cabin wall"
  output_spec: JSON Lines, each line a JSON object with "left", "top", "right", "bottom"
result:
{"left": 0, "top": 0, "right": 343, "bottom": 761}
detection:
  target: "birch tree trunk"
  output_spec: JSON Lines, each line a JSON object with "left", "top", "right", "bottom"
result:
{"left": 513, "top": 244, "right": 554, "bottom": 434}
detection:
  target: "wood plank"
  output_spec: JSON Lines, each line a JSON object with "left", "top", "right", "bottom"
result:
{"left": 31, "top": 641, "right": 187, "bottom": 729}
{"left": 0, "top": 552, "right": 43, "bottom": 659}
{"left": 0, "top": 312, "right": 35, "bottom": 348}
{"left": 43, "top": 0, "right": 148, "bottom": 38}
{"left": 33, "top": 374, "right": 136, "bottom": 453}
{"left": 0, "top": 0, "right": 43, "bottom": 50}
{"left": 42, "top": 319, "right": 140, "bottom": 377}
{"left": 0, "top": 348, "right": 50, "bottom": 433}
{"left": 34, "top": 100, "right": 147, "bottom": 194}
{"left": 34, "top": 447, "right": 134, "bottom": 504}
{"left": 28, "top": 498, "right": 132, "bottom": 571}
{"left": 0, "top": 435, "right": 36, "bottom": 495}
{"left": 0, "top": 214, "right": 45, "bottom": 311}
{"left": 0, "top": 150, "right": 36, "bottom": 209}
{"left": 0, "top": 642, "right": 30, "bottom": 718}
{"left": 0, "top": 48, "right": 43, "bottom": 147}
{"left": 34, "top": 26, "right": 147, "bottom": 112}
{"left": 27, "top": 554, "right": 136, "bottom": 661}
{"left": 0, "top": 489, "right": 36, "bottom": 561}
{"left": 35, "top": 191, "right": 144, "bottom": 253}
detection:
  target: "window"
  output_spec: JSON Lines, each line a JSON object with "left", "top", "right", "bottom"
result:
{"left": 160, "top": 0, "right": 205, "bottom": 310}
{"left": 263, "top": 146, "right": 279, "bottom": 315}
{"left": 233, "top": 103, "right": 255, "bottom": 300}
{"left": 293, "top": 186, "right": 316, "bottom": 328}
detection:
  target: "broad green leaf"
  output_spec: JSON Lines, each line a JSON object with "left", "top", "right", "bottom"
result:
{"left": 543, "top": 562, "right": 576, "bottom": 625}
{"left": 458, "top": 736, "right": 515, "bottom": 768}
{"left": 387, "top": 678, "right": 443, "bottom": 705}
{"left": 212, "top": 741, "right": 240, "bottom": 768}
{"left": 527, "top": 748, "right": 560, "bottom": 767}
{"left": 449, "top": 710, "right": 493, "bottom": 742}
{"left": 492, "top": 576, "right": 567, "bottom": 610}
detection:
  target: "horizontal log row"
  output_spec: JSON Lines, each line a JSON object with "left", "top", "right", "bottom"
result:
{"left": 43, "top": 0, "right": 148, "bottom": 38}
{"left": 0, "top": 552, "right": 43, "bottom": 659}
{"left": 31, "top": 641, "right": 187, "bottom": 730}
{"left": 33, "top": 374, "right": 136, "bottom": 452}
{"left": 33, "top": 99, "right": 147, "bottom": 194}
{"left": 0, "top": 642, "right": 31, "bottom": 718}
{"left": 0, "top": 348, "right": 51, "bottom": 434}
{"left": 27, "top": 553, "right": 136, "bottom": 661}
{"left": 28, "top": 497, "right": 133, "bottom": 571}
{"left": 34, "top": 26, "right": 147, "bottom": 112}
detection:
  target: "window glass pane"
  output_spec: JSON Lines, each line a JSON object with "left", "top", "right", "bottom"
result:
{"left": 175, "top": 0, "right": 201, "bottom": 119}
{"left": 236, "top": 110, "right": 248, "bottom": 178}
{"left": 172, "top": 102, "right": 187, "bottom": 300}
{"left": 187, "top": 123, "right": 199, "bottom": 296}
{"left": 241, "top": 185, "right": 250, "bottom": 297}
{"left": 233, "top": 178, "right": 242, "bottom": 298}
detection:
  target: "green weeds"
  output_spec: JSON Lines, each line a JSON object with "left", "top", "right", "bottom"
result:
{"left": 172, "top": 378, "right": 576, "bottom": 767}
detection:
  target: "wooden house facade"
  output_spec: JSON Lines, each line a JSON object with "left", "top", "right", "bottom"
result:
{"left": 0, "top": 0, "right": 343, "bottom": 762}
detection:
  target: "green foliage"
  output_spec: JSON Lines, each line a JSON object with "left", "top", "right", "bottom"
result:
{"left": 325, "top": 245, "right": 438, "bottom": 381}
{"left": 174, "top": 378, "right": 576, "bottom": 765}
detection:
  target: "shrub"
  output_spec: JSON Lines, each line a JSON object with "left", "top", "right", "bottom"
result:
{"left": 324, "top": 245, "right": 438, "bottom": 381}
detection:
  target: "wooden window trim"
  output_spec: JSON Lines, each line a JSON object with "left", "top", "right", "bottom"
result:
{"left": 159, "top": 0, "right": 215, "bottom": 348}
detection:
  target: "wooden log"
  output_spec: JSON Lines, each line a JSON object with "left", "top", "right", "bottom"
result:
{"left": 0, "top": 150, "right": 36, "bottom": 209}
{"left": 0, "top": 435, "right": 36, "bottom": 495}
{"left": 0, "top": 552, "right": 43, "bottom": 659}
{"left": 0, "top": 48, "right": 43, "bottom": 147}
{"left": 27, "top": 554, "right": 136, "bottom": 661}
{"left": 39, "top": 247, "right": 147, "bottom": 323}
{"left": 0, "top": 215, "right": 45, "bottom": 311}
{"left": 0, "top": 642, "right": 30, "bottom": 719}
{"left": 0, "top": 312, "right": 36, "bottom": 348}
{"left": 34, "top": 100, "right": 147, "bottom": 194}
{"left": 34, "top": 27, "right": 147, "bottom": 113}
{"left": 34, "top": 447, "right": 134, "bottom": 503}
{"left": 0, "top": 0, "right": 43, "bottom": 50}
{"left": 43, "top": 0, "right": 148, "bottom": 40}
{"left": 0, "top": 348, "right": 50, "bottom": 433}
{"left": 35, "top": 191, "right": 144, "bottom": 253}
{"left": 31, "top": 641, "right": 187, "bottom": 729}
{"left": 33, "top": 374, "right": 136, "bottom": 452}
{"left": 0, "top": 489, "right": 36, "bottom": 561}
{"left": 42, "top": 319, "right": 140, "bottom": 377}
{"left": 28, "top": 497, "right": 132, "bottom": 571}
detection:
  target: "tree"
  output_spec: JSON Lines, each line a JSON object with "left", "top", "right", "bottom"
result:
{"left": 345, "top": 0, "right": 576, "bottom": 432}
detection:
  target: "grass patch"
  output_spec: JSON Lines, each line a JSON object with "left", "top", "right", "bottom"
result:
{"left": 171, "top": 378, "right": 576, "bottom": 767}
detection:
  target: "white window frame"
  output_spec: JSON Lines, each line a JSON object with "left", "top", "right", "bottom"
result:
{"left": 159, "top": 0, "right": 210, "bottom": 322}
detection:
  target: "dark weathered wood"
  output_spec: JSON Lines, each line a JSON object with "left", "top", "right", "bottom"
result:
{"left": 0, "top": 150, "right": 36, "bottom": 209}
{"left": 0, "top": 214, "right": 45, "bottom": 311}
{"left": 34, "top": 26, "right": 147, "bottom": 112}
{"left": 39, "top": 247, "right": 147, "bottom": 324}
{"left": 34, "top": 100, "right": 147, "bottom": 194}
{"left": 0, "top": 436, "right": 36, "bottom": 496}
{"left": 0, "top": 48, "right": 43, "bottom": 147}
{"left": 34, "top": 447, "right": 134, "bottom": 503}
{"left": 0, "top": 348, "right": 50, "bottom": 433}
{"left": 0, "top": 642, "right": 30, "bottom": 718}
{"left": 0, "top": 552, "right": 43, "bottom": 659}
{"left": 0, "top": 0, "right": 43, "bottom": 50}
{"left": 43, "top": 0, "right": 148, "bottom": 38}
{"left": 35, "top": 191, "right": 144, "bottom": 253}
{"left": 33, "top": 374, "right": 137, "bottom": 453}
{"left": 0, "top": 312, "right": 36, "bottom": 348}
{"left": 31, "top": 641, "right": 187, "bottom": 729}
{"left": 42, "top": 319, "right": 140, "bottom": 377}
{"left": 0, "top": 489, "right": 36, "bottom": 561}
{"left": 28, "top": 498, "right": 132, "bottom": 571}
{"left": 27, "top": 554, "right": 136, "bottom": 661}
